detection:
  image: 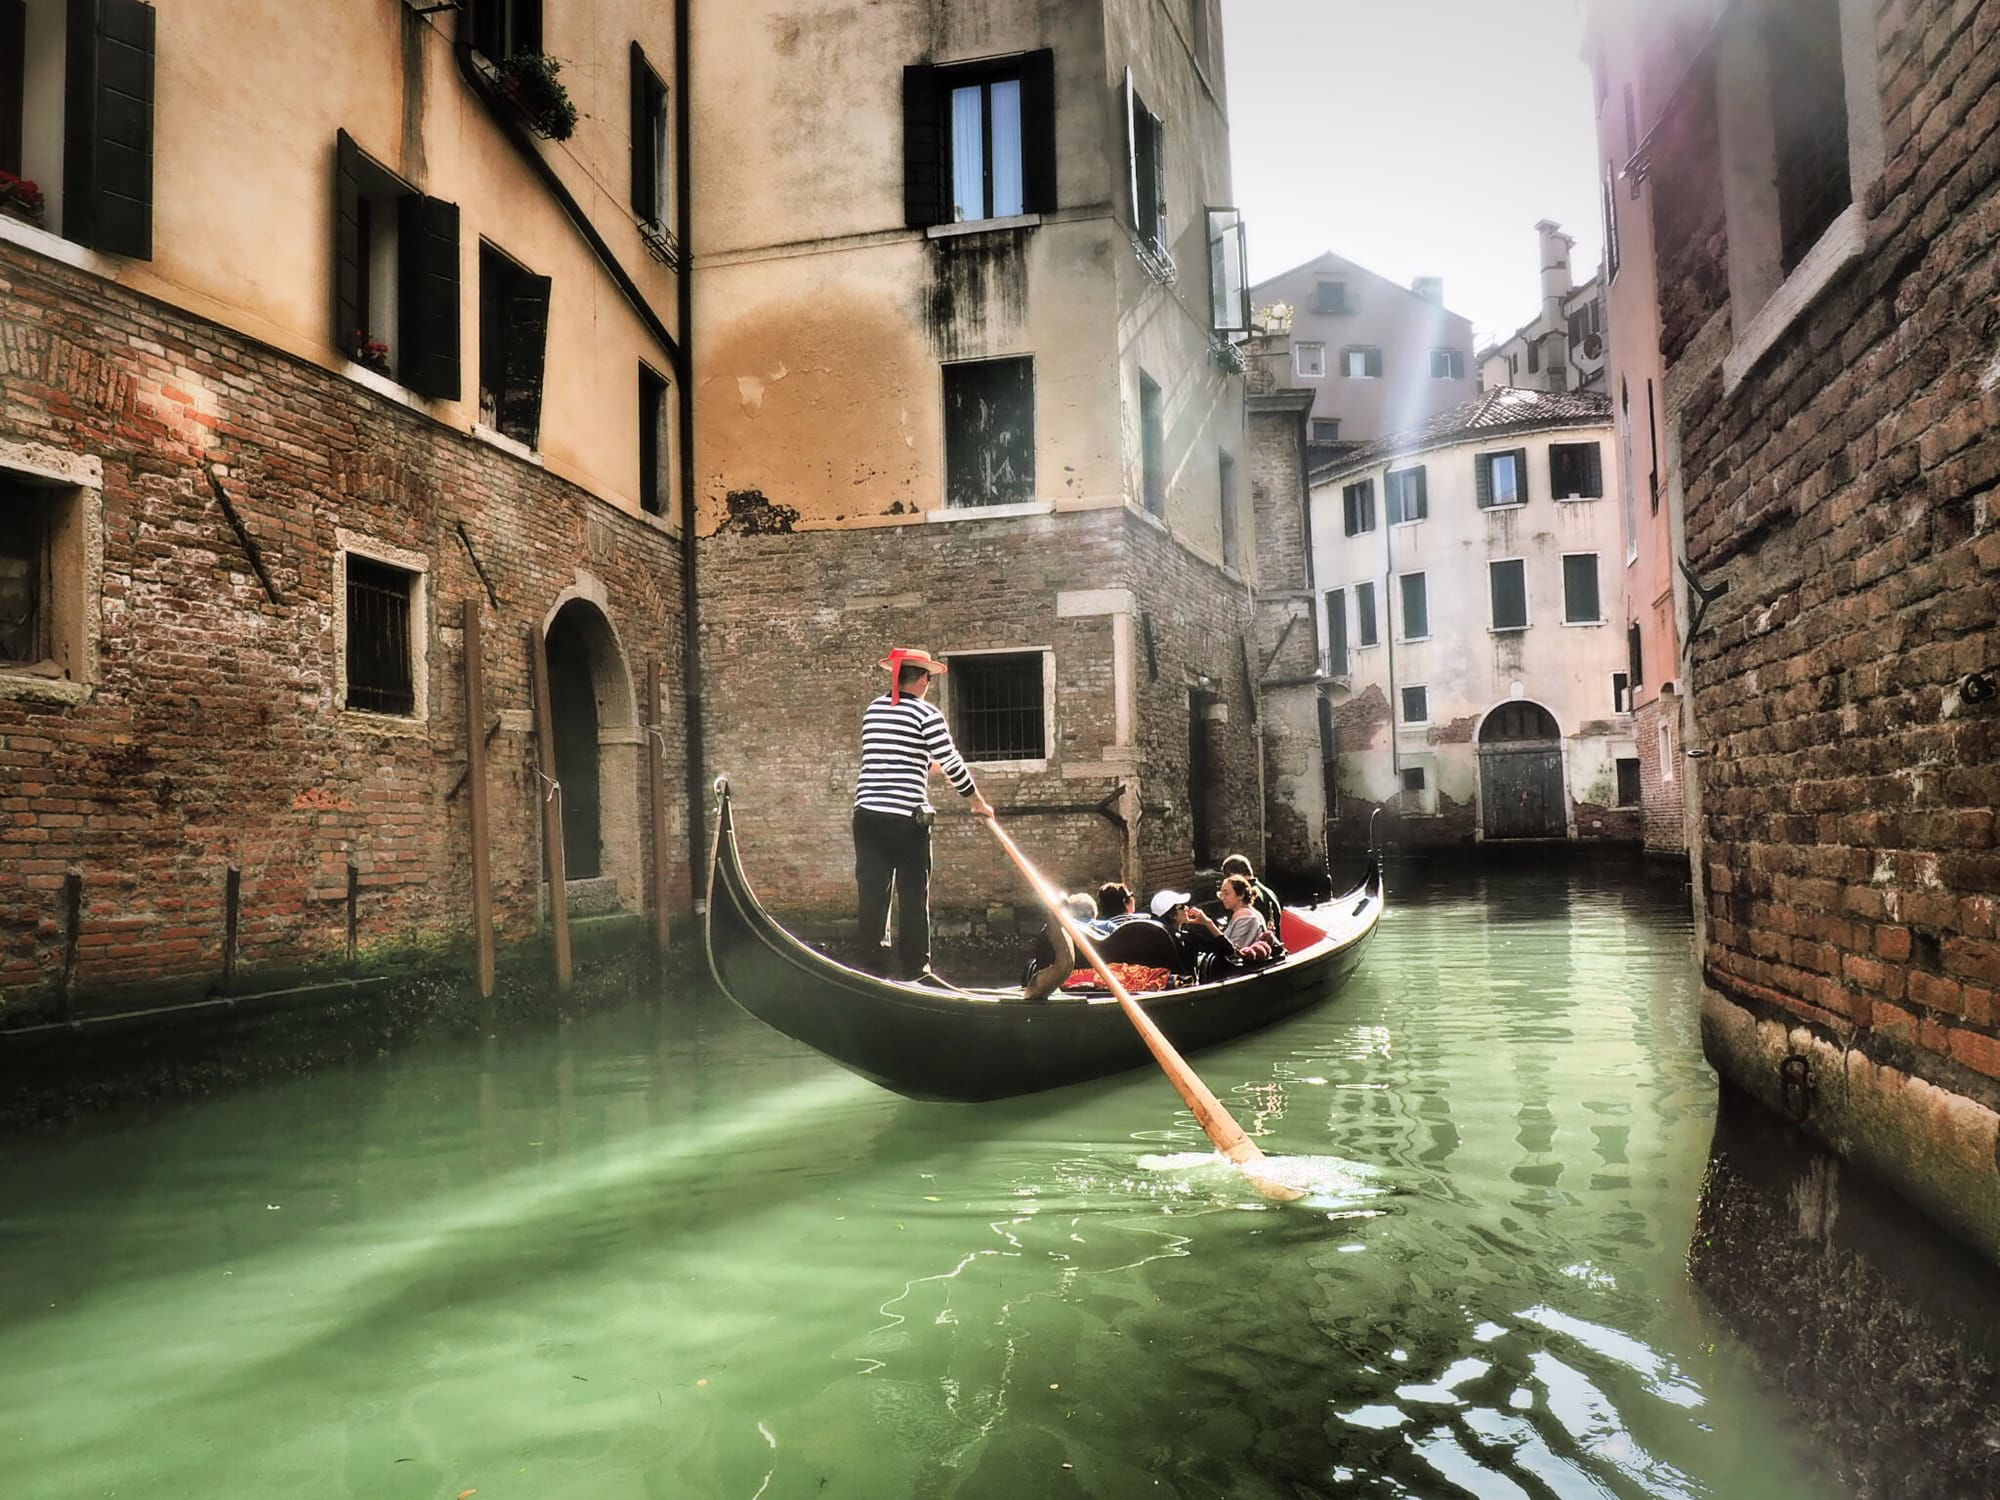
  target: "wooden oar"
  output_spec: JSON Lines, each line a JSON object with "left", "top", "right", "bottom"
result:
{"left": 980, "top": 813, "right": 1303, "bottom": 1203}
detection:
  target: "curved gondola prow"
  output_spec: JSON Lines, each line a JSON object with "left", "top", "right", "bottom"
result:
{"left": 704, "top": 774, "right": 743, "bottom": 997}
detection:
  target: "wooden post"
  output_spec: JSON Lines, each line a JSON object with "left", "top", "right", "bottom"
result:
{"left": 462, "top": 598, "right": 496, "bottom": 997}
{"left": 647, "top": 657, "right": 671, "bottom": 959}
{"left": 222, "top": 864, "right": 241, "bottom": 991}
{"left": 527, "top": 624, "right": 573, "bottom": 993}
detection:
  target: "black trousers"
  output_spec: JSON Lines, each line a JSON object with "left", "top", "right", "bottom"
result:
{"left": 853, "top": 808, "right": 932, "bottom": 979}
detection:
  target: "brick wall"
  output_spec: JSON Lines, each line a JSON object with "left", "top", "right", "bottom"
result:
{"left": 0, "top": 242, "right": 690, "bottom": 1019}
{"left": 698, "top": 504, "right": 1263, "bottom": 919}
{"left": 1634, "top": 691, "right": 1688, "bottom": 854}
{"left": 1653, "top": 0, "right": 2000, "bottom": 1096}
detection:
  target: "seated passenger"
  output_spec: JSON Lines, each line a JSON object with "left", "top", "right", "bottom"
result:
{"left": 1084, "top": 882, "right": 1149, "bottom": 938}
{"left": 1158, "top": 877, "right": 1280, "bottom": 975}
{"left": 1220, "top": 854, "right": 1284, "bottom": 931}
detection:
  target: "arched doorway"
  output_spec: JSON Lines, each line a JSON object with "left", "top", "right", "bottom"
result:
{"left": 1477, "top": 700, "right": 1567, "bottom": 839}
{"left": 542, "top": 597, "right": 641, "bottom": 905}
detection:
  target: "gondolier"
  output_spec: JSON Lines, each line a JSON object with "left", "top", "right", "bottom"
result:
{"left": 854, "top": 647, "right": 994, "bottom": 980}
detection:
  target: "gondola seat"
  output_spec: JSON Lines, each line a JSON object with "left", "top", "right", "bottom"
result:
{"left": 1093, "top": 919, "right": 1183, "bottom": 971}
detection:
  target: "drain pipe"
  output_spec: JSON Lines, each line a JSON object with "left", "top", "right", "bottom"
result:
{"left": 674, "top": 0, "right": 706, "bottom": 916}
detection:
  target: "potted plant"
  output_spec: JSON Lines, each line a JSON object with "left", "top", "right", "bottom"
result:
{"left": 352, "top": 330, "right": 392, "bottom": 377}
{"left": 494, "top": 52, "right": 579, "bottom": 141}
{"left": 0, "top": 170, "right": 45, "bottom": 227}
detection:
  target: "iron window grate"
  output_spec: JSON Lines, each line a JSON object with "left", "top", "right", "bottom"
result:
{"left": 951, "top": 653, "right": 1045, "bottom": 761}
{"left": 346, "top": 556, "right": 416, "bottom": 714}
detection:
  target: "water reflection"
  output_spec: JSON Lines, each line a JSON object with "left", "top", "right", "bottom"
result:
{"left": 0, "top": 853, "right": 1842, "bottom": 1498}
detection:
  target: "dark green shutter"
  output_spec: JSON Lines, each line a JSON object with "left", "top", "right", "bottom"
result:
{"left": 1492, "top": 560, "right": 1526, "bottom": 629}
{"left": 398, "top": 193, "right": 461, "bottom": 401}
{"left": 1020, "top": 48, "right": 1057, "bottom": 214}
{"left": 1564, "top": 554, "right": 1600, "bottom": 621}
{"left": 1368, "top": 347, "right": 1382, "bottom": 377}
{"left": 1475, "top": 454, "right": 1492, "bottom": 506}
{"left": 1401, "top": 573, "right": 1428, "bottom": 639}
{"left": 1325, "top": 589, "right": 1346, "bottom": 674}
{"left": 1514, "top": 448, "right": 1530, "bottom": 503}
{"left": 630, "top": 43, "right": 652, "bottom": 218}
{"left": 1628, "top": 622, "right": 1643, "bottom": 690}
{"left": 1584, "top": 441, "right": 1603, "bottom": 497}
{"left": 334, "top": 132, "right": 365, "bottom": 355}
{"left": 1413, "top": 464, "right": 1427, "bottom": 518}
{"left": 902, "top": 64, "right": 944, "bottom": 229}
{"left": 499, "top": 270, "right": 552, "bottom": 446}
{"left": 63, "top": 0, "right": 154, "bottom": 259}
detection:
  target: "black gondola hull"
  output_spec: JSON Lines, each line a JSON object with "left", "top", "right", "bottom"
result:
{"left": 704, "top": 785, "right": 1383, "bottom": 1102}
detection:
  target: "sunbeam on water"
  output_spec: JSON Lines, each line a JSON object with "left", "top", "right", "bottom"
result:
{"left": 0, "top": 859, "right": 1845, "bottom": 1498}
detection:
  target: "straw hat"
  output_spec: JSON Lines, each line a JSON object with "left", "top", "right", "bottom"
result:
{"left": 879, "top": 647, "right": 949, "bottom": 675}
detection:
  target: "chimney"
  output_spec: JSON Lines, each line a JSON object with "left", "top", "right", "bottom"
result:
{"left": 1411, "top": 276, "right": 1443, "bottom": 306}
{"left": 1536, "top": 218, "right": 1573, "bottom": 317}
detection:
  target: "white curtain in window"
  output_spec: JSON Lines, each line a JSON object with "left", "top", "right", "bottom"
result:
{"left": 951, "top": 85, "right": 984, "bottom": 220}
{"left": 989, "top": 79, "right": 1024, "bottom": 217}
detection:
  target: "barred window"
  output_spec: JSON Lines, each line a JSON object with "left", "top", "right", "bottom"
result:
{"left": 948, "top": 651, "right": 1046, "bottom": 762}
{"left": 0, "top": 492, "right": 45, "bottom": 666}
{"left": 1765, "top": 0, "right": 1851, "bottom": 273}
{"left": 345, "top": 555, "right": 417, "bottom": 715}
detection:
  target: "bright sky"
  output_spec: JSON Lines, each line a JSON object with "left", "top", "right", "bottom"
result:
{"left": 1221, "top": 0, "right": 1605, "bottom": 350}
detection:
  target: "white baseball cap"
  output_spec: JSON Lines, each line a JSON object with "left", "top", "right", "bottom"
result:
{"left": 1149, "top": 889, "right": 1191, "bottom": 918}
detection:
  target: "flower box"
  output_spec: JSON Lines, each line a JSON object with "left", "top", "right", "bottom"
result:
{"left": 494, "top": 52, "right": 579, "bottom": 141}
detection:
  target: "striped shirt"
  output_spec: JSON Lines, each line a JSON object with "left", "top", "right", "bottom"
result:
{"left": 854, "top": 694, "right": 978, "bottom": 817}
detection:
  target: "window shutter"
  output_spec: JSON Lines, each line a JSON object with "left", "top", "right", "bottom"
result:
{"left": 1020, "top": 48, "right": 1057, "bottom": 214}
{"left": 0, "top": 1, "right": 24, "bottom": 176}
{"left": 499, "top": 270, "right": 552, "bottom": 447}
{"left": 334, "top": 131, "right": 365, "bottom": 356}
{"left": 901, "top": 64, "right": 945, "bottom": 229}
{"left": 1367, "top": 347, "right": 1382, "bottom": 378}
{"left": 398, "top": 193, "right": 462, "bottom": 401}
{"left": 1402, "top": 573, "right": 1428, "bottom": 639}
{"left": 630, "top": 43, "right": 654, "bottom": 219}
{"left": 1584, "top": 441, "right": 1603, "bottom": 497}
{"left": 1628, "top": 622, "right": 1643, "bottom": 690}
{"left": 1412, "top": 465, "right": 1427, "bottom": 518}
{"left": 63, "top": 0, "right": 155, "bottom": 259}
{"left": 1475, "top": 454, "right": 1492, "bottom": 507}
{"left": 1123, "top": 68, "right": 1140, "bottom": 234}
{"left": 1149, "top": 110, "right": 1167, "bottom": 247}
{"left": 1514, "top": 448, "right": 1530, "bottom": 503}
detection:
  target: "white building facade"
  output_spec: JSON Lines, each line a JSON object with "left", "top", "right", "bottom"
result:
{"left": 1311, "top": 390, "right": 1640, "bottom": 846}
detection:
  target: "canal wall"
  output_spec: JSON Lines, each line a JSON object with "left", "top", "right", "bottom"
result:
{"left": 0, "top": 239, "right": 693, "bottom": 1028}
{"left": 1640, "top": 0, "right": 2000, "bottom": 1273}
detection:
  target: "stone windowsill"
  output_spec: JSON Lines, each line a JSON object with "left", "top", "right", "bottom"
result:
{"left": 925, "top": 499, "right": 1056, "bottom": 523}
{"left": 341, "top": 361, "right": 435, "bottom": 413}
{"left": 0, "top": 670, "right": 90, "bottom": 706}
{"left": 471, "top": 423, "right": 545, "bottom": 466}
{"left": 338, "top": 707, "right": 431, "bottom": 738}
{"left": 0, "top": 213, "right": 119, "bottom": 277}
{"left": 925, "top": 213, "right": 1043, "bottom": 241}
{"left": 1723, "top": 203, "right": 1867, "bottom": 395}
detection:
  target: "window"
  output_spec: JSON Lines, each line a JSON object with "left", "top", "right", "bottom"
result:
{"left": 1613, "top": 670, "right": 1630, "bottom": 713}
{"left": 630, "top": 44, "right": 670, "bottom": 229}
{"left": 1489, "top": 558, "right": 1527, "bottom": 630}
{"left": 1659, "top": 722, "right": 1676, "bottom": 783}
{"left": 1342, "top": 479, "right": 1376, "bottom": 537}
{"left": 1567, "top": 301, "right": 1602, "bottom": 344}
{"left": 946, "top": 651, "right": 1048, "bottom": 763}
{"left": 1549, "top": 441, "right": 1605, "bottom": 499}
{"left": 1476, "top": 449, "right": 1528, "bottom": 507}
{"left": 3, "top": 0, "right": 154, "bottom": 256}
{"left": 945, "top": 357, "right": 1036, "bottom": 508}
{"left": 1402, "top": 766, "right": 1427, "bottom": 794}
{"left": 1548, "top": 364, "right": 1569, "bottom": 392}
{"left": 335, "top": 131, "right": 462, "bottom": 398}
{"left": 1428, "top": 349, "right": 1464, "bottom": 380}
{"left": 638, "top": 363, "right": 670, "bottom": 517}
{"left": 1767, "top": 0, "right": 1852, "bottom": 274}
{"left": 0, "top": 447, "right": 100, "bottom": 703}
{"left": 1563, "top": 554, "right": 1602, "bottom": 623}
{"left": 1207, "top": 208, "right": 1249, "bottom": 333}
{"left": 1324, "top": 587, "right": 1347, "bottom": 675}
{"left": 1313, "top": 279, "right": 1349, "bottom": 314}
{"left": 1627, "top": 621, "right": 1643, "bottom": 692}
{"left": 1124, "top": 72, "right": 1168, "bottom": 254}
{"left": 1138, "top": 369, "right": 1165, "bottom": 515}
{"left": 1398, "top": 572, "right": 1428, "bottom": 640}
{"left": 1294, "top": 342, "right": 1326, "bottom": 380}
{"left": 1385, "top": 465, "right": 1427, "bottom": 524}
{"left": 1508, "top": 353, "right": 1520, "bottom": 380}
{"left": 468, "top": 0, "right": 542, "bottom": 61}
{"left": 1616, "top": 757, "right": 1641, "bottom": 806}
{"left": 1401, "top": 685, "right": 1428, "bottom": 724}
{"left": 902, "top": 52, "right": 1055, "bottom": 229}
{"left": 1218, "top": 450, "right": 1239, "bottom": 570}
{"left": 1526, "top": 340, "right": 1541, "bottom": 374}
{"left": 1310, "top": 418, "right": 1341, "bottom": 444}
{"left": 343, "top": 555, "right": 419, "bottom": 716}
{"left": 1342, "top": 346, "right": 1382, "bottom": 378}
{"left": 478, "top": 242, "right": 552, "bottom": 447}
{"left": 1355, "top": 581, "right": 1378, "bottom": 647}
{"left": 1646, "top": 381, "right": 1660, "bottom": 514}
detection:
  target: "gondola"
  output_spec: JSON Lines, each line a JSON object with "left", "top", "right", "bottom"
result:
{"left": 703, "top": 778, "right": 1386, "bottom": 1102}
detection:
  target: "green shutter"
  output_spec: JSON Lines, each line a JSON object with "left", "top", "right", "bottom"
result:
{"left": 902, "top": 65, "right": 945, "bottom": 228}
{"left": 63, "top": 0, "right": 155, "bottom": 259}
{"left": 1475, "top": 454, "right": 1492, "bottom": 507}
{"left": 1514, "top": 448, "right": 1530, "bottom": 503}
{"left": 499, "top": 269, "right": 552, "bottom": 447}
{"left": 398, "top": 194, "right": 462, "bottom": 401}
{"left": 334, "top": 132, "right": 365, "bottom": 355}
{"left": 1020, "top": 48, "right": 1057, "bottom": 214}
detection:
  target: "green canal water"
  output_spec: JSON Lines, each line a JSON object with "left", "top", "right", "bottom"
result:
{"left": 0, "top": 859, "right": 1841, "bottom": 1498}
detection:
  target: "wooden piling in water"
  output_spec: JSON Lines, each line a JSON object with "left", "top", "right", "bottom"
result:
{"left": 223, "top": 865, "right": 241, "bottom": 991}
{"left": 462, "top": 598, "right": 496, "bottom": 997}
{"left": 527, "top": 624, "right": 573, "bottom": 994}
{"left": 648, "top": 658, "right": 671, "bottom": 959}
